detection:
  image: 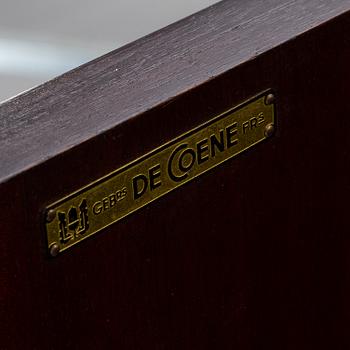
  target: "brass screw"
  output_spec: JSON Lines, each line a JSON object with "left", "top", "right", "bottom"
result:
{"left": 49, "top": 243, "right": 60, "bottom": 257}
{"left": 46, "top": 209, "right": 56, "bottom": 223}
{"left": 265, "top": 93, "right": 275, "bottom": 105}
{"left": 265, "top": 123, "right": 275, "bottom": 137}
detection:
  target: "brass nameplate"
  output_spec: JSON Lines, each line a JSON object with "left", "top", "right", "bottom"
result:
{"left": 45, "top": 91, "right": 275, "bottom": 255}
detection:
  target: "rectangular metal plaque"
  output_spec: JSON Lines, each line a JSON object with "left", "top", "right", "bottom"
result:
{"left": 45, "top": 91, "right": 275, "bottom": 255}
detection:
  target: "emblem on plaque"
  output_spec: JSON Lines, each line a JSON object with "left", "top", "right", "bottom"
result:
{"left": 57, "top": 199, "right": 89, "bottom": 244}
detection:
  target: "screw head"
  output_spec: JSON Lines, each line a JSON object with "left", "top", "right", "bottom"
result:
{"left": 265, "top": 123, "right": 275, "bottom": 138}
{"left": 49, "top": 243, "right": 60, "bottom": 257}
{"left": 265, "top": 93, "right": 275, "bottom": 105}
{"left": 46, "top": 209, "right": 56, "bottom": 223}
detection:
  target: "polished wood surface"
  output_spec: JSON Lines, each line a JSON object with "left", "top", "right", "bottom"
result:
{"left": 1, "top": 0, "right": 350, "bottom": 348}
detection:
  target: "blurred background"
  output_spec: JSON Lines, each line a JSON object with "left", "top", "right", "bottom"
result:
{"left": 0, "top": 0, "right": 219, "bottom": 103}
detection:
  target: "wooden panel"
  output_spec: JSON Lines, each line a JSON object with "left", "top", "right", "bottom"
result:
{"left": 0, "top": 0, "right": 350, "bottom": 183}
{"left": 1, "top": 0, "right": 350, "bottom": 349}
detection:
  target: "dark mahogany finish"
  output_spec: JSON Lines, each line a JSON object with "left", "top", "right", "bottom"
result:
{"left": 1, "top": 0, "right": 350, "bottom": 348}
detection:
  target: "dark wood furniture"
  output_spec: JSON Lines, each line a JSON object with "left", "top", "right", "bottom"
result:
{"left": 1, "top": 0, "right": 350, "bottom": 348}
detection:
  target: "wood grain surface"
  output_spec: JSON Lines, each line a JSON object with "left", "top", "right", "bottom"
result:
{"left": 0, "top": 0, "right": 349, "bottom": 183}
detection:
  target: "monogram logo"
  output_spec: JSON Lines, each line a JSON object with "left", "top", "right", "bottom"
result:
{"left": 58, "top": 199, "right": 89, "bottom": 244}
